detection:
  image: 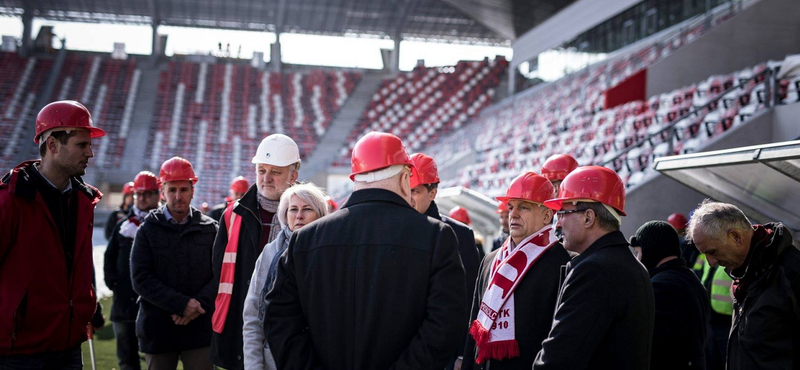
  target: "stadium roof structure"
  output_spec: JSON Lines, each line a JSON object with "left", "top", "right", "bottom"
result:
{"left": 1, "top": 0, "right": 576, "bottom": 45}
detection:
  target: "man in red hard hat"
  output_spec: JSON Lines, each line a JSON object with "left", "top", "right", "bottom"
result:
{"left": 266, "top": 132, "right": 466, "bottom": 370}
{"left": 533, "top": 166, "right": 654, "bottom": 370}
{"left": 540, "top": 154, "right": 578, "bottom": 194}
{"left": 0, "top": 100, "right": 105, "bottom": 367}
{"left": 462, "top": 172, "right": 571, "bottom": 370}
{"left": 449, "top": 206, "right": 472, "bottom": 226}
{"left": 491, "top": 201, "right": 510, "bottom": 251}
{"left": 408, "top": 153, "right": 481, "bottom": 370}
{"left": 106, "top": 181, "right": 135, "bottom": 240}
{"left": 541, "top": 154, "right": 579, "bottom": 238}
{"left": 210, "top": 133, "right": 301, "bottom": 370}
{"left": 130, "top": 157, "right": 217, "bottom": 369}
{"left": 208, "top": 176, "right": 250, "bottom": 221}
{"left": 104, "top": 171, "right": 160, "bottom": 370}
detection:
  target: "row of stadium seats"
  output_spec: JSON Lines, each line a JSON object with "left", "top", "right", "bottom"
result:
{"left": 146, "top": 60, "right": 361, "bottom": 204}
{"left": 332, "top": 58, "right": 508, "bottom": 166}
{"left": 435, "top": 61, "right": 780, "bottom": 197}
{"left": 52, "top": 53, "right": 139, "bottom": 168}
{"left": 0, "top": 52, "right": 53, "bottom": 171}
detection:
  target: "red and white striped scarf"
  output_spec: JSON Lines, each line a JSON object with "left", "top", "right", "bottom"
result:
{"left": 212, "top": 202, "right": 241, "bottom": 333}
{"left": 469, "top": 225, "right": 558, "bottom": 364}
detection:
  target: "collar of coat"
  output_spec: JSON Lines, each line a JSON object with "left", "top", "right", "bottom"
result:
{"left": 730, "top": 223, "right": 793, "bottom": 282}
{"left": 231, "top": 184, "right": 262, "bottom": 218}
{"left": 424, "top": 200, "right": 443, "bottom": 221}
{"left": 1, "top": 160, "right": 102, "bottom": 204}
{"left": 145, "top": 204, "right": 216, "bottom": 229}
{"left": 569, "top": 230, "right": 629, "bottom": 266}
{"left": 343, "top": 188, "right": 415, "bottom": 211}
{"left": 648, "top": 257, "right": 689, "bottom": 278}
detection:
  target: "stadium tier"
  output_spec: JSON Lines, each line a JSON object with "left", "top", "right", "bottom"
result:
{"left": 333, "top": 58, "right": 508, "bottom": 167}
{"left": 52, "top": 53, "right": 139, "bottom": 169}
{"left": 434, "top": 60, "right": 784, "bottom": 197}
{"left": 0, "top": 52, "right": 53, "bottom": 171}
{"left": 145, "top": 60, "right": 361, "bottom": 204}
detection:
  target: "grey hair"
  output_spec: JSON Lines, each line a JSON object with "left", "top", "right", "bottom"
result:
{"left": 578, "top": 202, "right": 620, "bottom": 231}
{"left": 277, "top": 182, "right": 329, "bottom": 229}
{"left": 686, "top": 199, "right": 751, "bottom": 242}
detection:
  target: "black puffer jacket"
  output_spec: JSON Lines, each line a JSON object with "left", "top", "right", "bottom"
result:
{"left": 649, "top": 258, "right": 710, "bottom": 370}
{"left": 130, "top": 206, "right": 218, "bottom": 354}
{"left": 728, "top": 223, "right": 800, "bottom": 370}
{"left": 533, "top": 231, "right": 655, "bottom": 370}
{"left": 265, "top": 188, "right": 466, "bottom": 370}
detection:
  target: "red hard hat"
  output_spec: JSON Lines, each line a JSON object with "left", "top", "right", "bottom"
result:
{"left": 327, "top": 197, "right": 338, "bottom": 211}
{"left": 409, "top": 153, "right": 439, "bottom": 188}
{"left": 34, "top": 100, "right": 105, "bottom": 144}
{"left": 667, "top": 213, "right": 688, "bottom": 230}
{"left": 541, "top": 154, "right": 579, "bottom": 182}
{"left": 350, "top": 132, "right": 414, "bottom": 181}
{"left": 496, "top": 172, "right": 555, "bottom": 205}
{"left": 122, "top": 182, "right": 135, "bottom": 195}
{"left": 159, "top": 156, "right": 198, "bottom": 185}
{"left": 544, "top": 166, "right": 626, "bottom": 216}
{"left": 230, "top": 176, "right": 250, "bottom": 194}
{"left": 133, "top": 171, "right": 159, "bottom": 191}
{"left": 449, "top": 206, "right": 471, "bottom": 225}
{"left": 496, "top": 201, "right": 509, "bottom": 214}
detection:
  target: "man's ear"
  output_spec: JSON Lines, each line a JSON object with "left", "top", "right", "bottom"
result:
{"left": 429, "top": 187, "right": 438, "bottom": 200}
{"left": 729, "top": 229, "right": 743, "bottom": 246}
{"left": 583, "top": 208, "right": 596, "bottom": 229}
{"left": 46, "top": 136, "right": 59, "bottom": 155}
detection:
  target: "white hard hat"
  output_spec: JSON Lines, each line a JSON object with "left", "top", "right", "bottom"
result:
{"left": 251, "top": 134, "right": 301, "bottom": 167}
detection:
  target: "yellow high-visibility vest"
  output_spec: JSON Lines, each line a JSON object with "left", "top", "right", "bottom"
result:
{"left": 696, "top": 254, "right": 734, "bottom": 316}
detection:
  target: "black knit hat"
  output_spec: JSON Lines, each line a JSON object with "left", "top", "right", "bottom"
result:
{"left": 630, "top": 220, "right": 681, "bottom": 271}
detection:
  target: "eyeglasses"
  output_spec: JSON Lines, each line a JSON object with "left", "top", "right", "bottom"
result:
{"left": 555, "top": 208, "right": 588, "bottom": 216}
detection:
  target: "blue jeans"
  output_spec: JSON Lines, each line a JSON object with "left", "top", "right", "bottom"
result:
{"left": 113, "top": 322, "right": 142, "bottom": 370}
{"left": 0, "top": 346, "right": 82, "bottom": 370}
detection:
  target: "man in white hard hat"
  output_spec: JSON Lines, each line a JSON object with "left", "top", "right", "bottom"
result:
{"left": 265, "top": 132, "right": 466, "bottom": 369}
{"left": 210, "top": 134, "right": 301, "bottom": 370}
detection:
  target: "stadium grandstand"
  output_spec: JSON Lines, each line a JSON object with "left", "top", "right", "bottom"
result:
{"left": 1, "top": 0, "right": 799, "bottom": 241}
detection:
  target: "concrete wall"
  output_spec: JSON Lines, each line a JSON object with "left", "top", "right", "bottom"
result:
{"left": 773, "top": 103, "right": 800, "bottom": 141}
{"left": 621, "top": 174, "right": 707, "bottom": 237}
{"left": 646, "top": 0, "right": 800, "bottom": 97}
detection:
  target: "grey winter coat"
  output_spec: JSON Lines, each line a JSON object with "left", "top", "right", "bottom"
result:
{"left": 242, "top": 227, "right": 291, "bottom": 370}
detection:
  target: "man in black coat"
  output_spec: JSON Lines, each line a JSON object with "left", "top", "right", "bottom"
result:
{"left": 631, "top": 220, "right": 710, "bottom": 370}
{"left": 105, "top": 181, "right": 134, "bottom": 240}
{"left": 130, "top": 157, "right": 217, "bottom": 369}
{"left": 462, "top": 172, "right": 570, "bottom": 370}
{"left": 210, "top": 134, "right": 300, "bottom": 370}
{"left": 408, "top": 153, "right": 481, "bottom": 369}
{"left": 104, "top": 171, "right": 160, "bottom": 370}
{"left": 534, "top": 166, "right": 655, "bottom": 369}
{"left": 687, "top": 199, "right": 800, "bottom": 370}
{"left": 265, "top": 132, "right": 466, "bottom": 370}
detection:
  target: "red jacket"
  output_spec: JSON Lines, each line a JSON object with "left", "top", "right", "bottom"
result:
{"left": 0, "top": 161, "right": 101, "bottom": 355}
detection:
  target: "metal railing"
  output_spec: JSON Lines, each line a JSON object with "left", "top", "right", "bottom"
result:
{"left": 599, "top": 65, "right": 776, "bottom": 173}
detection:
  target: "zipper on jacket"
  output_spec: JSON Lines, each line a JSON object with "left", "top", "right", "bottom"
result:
{"left": 10, "top": 291, "right": 27, "bottom": 350}
{"left": 67, "top": 298, "right": 73, "bottom": 347}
